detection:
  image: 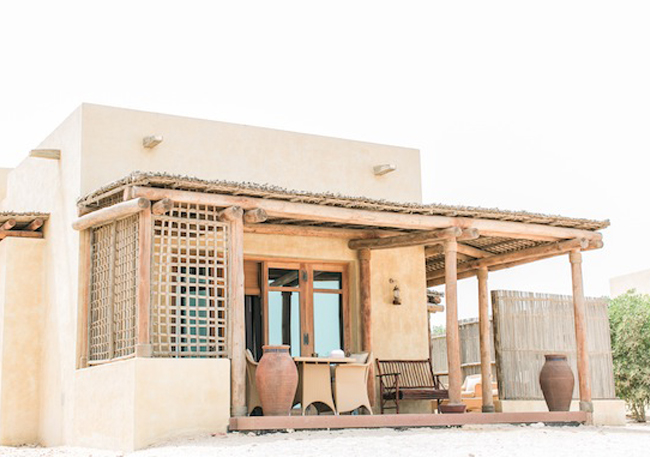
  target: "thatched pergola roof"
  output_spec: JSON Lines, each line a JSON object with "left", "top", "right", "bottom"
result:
{"left": 78, "top": 172, "right": 608, "bottom": 231}
{"left": 76, "top": 172, "right": 607, "bottom": 285}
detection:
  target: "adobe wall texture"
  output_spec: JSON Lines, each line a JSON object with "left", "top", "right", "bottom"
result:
{"left": 0, "top": 238, "right": 45, "bottom": 445}
{"left": 79, "top": 104, "right": 422, "bottom": 203}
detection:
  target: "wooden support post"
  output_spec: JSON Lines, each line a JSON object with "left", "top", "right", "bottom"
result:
{"left": 136, "top": 209, "right": 153, "bottom": 357}
{"left": 78, "top": 229, "right": 92, "bottom": 368}
{"left": 222, "top": 206, "right": 247, "bottom": 417}
{"left": 359, "top": 248, "right": 374, "bottom": 406}
{"left": 477, "top": 267, "right": 495, "bottom": 413}
{"left": 445, "top": 239, "right": 463, "bottom": 406}
{"left": 569, "top": 250, "right": 593, "bottom": 415}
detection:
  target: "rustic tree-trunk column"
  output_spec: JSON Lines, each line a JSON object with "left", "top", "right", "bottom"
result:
{"left": 477, "top": 267, "right": 494, "bottom": 412}
{"left": 78, "top": 230, "right": 92, "bottom": 368}
{"left": 569, "top": 250, "right": 593, "bottom": 414}
{"left": 136, "top": 208, "right": 153, "bottom": 357}
{"left": 359, "top": 248, "right": 375, "bottom": 406}
{"left": 445, "top": 239, "right": 463, "bottom": 406}
{"left": 221, "top": 206, "right": 247, "bottom": 417}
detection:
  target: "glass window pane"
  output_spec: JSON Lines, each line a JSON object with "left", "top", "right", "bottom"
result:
{"left": 268, "top": 268, "right": 300, "bottom": 288}
{"left": 268, "top": 290, "right": 301, "bottom": 357}
{"left": 313, "top": 271, "right": 342, "bottom": 290}
{"left": 313, "top": 292, "right": 343, "bottom": 357}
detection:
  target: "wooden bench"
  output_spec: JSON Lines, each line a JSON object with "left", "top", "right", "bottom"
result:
{"left": 375, "top": 359, "right": 449, "bottom": 414}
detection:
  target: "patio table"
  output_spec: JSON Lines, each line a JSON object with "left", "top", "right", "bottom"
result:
{"left": 294, "top": 356, "right": 355, "bottom": 415}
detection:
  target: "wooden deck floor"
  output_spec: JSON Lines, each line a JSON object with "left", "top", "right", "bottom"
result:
{"left": 229, "top": 411, "right": 588, "bottom": 431}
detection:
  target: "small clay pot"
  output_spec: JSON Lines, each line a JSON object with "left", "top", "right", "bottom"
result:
{"left": 439, "top": 403, "right": 467, "bottom": 414}
{"left": 539, "top": 354, "right": 575, "bottom": 411}
{"left": 255, "top": 345, "right": 298, "bottom": 416}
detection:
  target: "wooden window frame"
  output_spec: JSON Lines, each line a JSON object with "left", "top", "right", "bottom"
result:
{"left": 245, "top": 256, "right": 350, "bottom": 355}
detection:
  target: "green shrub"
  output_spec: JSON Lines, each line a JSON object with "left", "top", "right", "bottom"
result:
{"left": 609, "top": 290, "right": 650, "bottom": 422}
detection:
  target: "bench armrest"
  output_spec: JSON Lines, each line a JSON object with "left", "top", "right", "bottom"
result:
{"left": 376, "top": 372, "right": 401, "bottom": 378}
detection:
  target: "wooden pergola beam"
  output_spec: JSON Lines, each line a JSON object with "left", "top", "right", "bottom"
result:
{"left": 243, "top": 208, "right": 268, "bottom": 224}
{"left": 130, "top": 186, "right": 603, "bottom": 242}
{"left": 427, "top": 238, "right": 590, "bottom": 282}
{"left": 425, "top": 242, "right": 490, "bottom": 259}
{"left": 218, "top": 205, "right": 244, "bottom": 222}
{"left": 349, "top": 227, "right": 466, "bottom": 250}
{"left": 243, "top": 223, "right": 403, "bottom": 239}
{"left": 26, "top": 218, "right": 44, "bottom": 231}
{"left": 426, "top": 239, "right": 604, "bottom": 286}
{"left": 0, "top": 219, "right": 16, "bottom": 231}
{"left": 0, "top": 230, "right": 44, "bottom": 240}
{"left": 72, "top": 198, "right": 151, "bottom": 231}
{"left": 457, "top": 243, "right": 491, "bottom": 258}
{"left": 151, "top": 198, "right": 173, "bottom": 216}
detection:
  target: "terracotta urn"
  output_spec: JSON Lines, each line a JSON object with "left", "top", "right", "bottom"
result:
{"left": 539, "top": 354, "right": 575, "bottom": 411}
{"left": 255, "top": 345, "right": 298, "bottom": 416}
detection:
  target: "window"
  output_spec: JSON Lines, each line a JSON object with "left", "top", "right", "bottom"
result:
{"left": 245, "top": 260, "right": 348, "bottom": 358}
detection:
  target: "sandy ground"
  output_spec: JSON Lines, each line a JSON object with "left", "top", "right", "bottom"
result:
{"left": 3, "top": 424, "right": 650, "bottom": 457}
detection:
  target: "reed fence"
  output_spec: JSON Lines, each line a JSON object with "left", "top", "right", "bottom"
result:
{"left": 431, "top": 290, "right": 615, "bottom": 400}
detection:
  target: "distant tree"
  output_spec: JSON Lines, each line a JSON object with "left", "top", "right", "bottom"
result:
{"left": 431, "top": 325, "right": 446, "bottom": 336}
{"left": 609, "top": 290, "right": 650, "bottom": 422}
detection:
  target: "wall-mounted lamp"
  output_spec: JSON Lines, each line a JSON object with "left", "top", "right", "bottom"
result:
{"left": 143, "top": 135, "right": 163, "bottom": 149}
{"left": 390, "top": 278, "right": 402, "bottom": 305}
{"left": 373, "top": 163, "right": 397, "bottom": 176}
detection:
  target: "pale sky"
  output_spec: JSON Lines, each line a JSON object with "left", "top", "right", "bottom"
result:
{"left": 1, "top": 1, "right": 649, "bottom": 324}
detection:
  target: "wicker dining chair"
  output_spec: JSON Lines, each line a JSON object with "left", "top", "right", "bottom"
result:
{"left": 333, "top": 352, "right": 374, "bottom": 415}
{"left": 245, "top": 349, "right": 263, "bottom": 415}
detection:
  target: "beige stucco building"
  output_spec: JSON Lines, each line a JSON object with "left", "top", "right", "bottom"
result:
{"left": 0, "top": 105, "right": 613, "bottom": 451}
{"left": 610, "top": 269, "right": 650, "bottom": 297}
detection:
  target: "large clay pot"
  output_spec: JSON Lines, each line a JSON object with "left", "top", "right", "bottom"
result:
{"left": 255, "top": 345, "right": 298, "bottom": 416}
{"left": 539, "top": 354, "right": 575, "bottom": 411}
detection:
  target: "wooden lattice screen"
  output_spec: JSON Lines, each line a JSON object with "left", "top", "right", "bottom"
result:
{"left": 88, "top": 215, "right": 139, "bottom": 362}
{"left": 491, "top": 290, "right": 615, "bottom": 400}
{"left": 151, "top": 202, "right": 229, "bottom": 358}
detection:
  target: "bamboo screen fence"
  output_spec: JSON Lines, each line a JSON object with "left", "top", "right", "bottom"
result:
{"left": 492, "top": 290, "right": 615, "bottom": 400}
{"left": 150, "top": 202, "right": 229, "bottom": 358}
{"left": 431, "top": 319, "right": 495, "bottom": 385}
{"left": 88, "top": 215, "right": 139, "bottom": 363}
{"left": 431, "top": 290, "right": 615, "bottom": 400}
